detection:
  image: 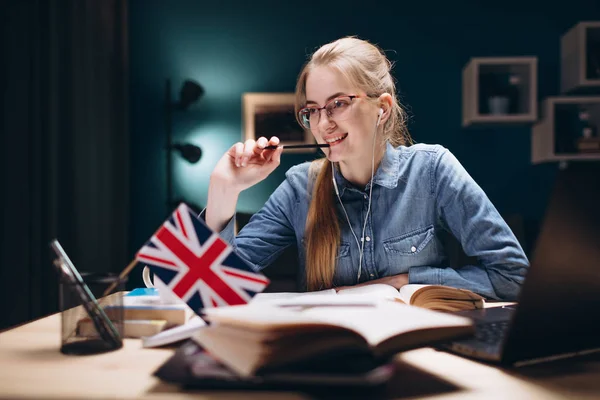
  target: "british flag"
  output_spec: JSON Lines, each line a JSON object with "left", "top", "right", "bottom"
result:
{"left": 135, "top": 203, "right": 270, "bottom": 314}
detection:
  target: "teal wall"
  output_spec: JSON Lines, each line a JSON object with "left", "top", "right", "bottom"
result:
{"left": 129, "top": 1, "right": 600, "bottom": 256}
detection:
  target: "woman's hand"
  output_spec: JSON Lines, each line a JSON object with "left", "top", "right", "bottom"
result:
{"left": 205, "top": 136, "right": 283, "bottom": 232}
{"left": 378, "top": 273, "right": 409, "bottom": 289}
{"left": 211, "top": 136, "right": 283, "bottom": 193}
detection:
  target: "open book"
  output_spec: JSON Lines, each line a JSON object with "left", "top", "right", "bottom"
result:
{"left": 251, "top": 283, "right": 485, "bottom": 312}
{"left": 193, "top": 298, "right": 474, "bottom": 377}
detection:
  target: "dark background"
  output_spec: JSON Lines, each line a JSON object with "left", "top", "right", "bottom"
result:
{"left": 2, "top": 0, "right": 600, "bottom": 330}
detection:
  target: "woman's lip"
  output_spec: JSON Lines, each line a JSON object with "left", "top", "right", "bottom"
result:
{"left": 323, "top": 133, "right": 348, "bottom": 146}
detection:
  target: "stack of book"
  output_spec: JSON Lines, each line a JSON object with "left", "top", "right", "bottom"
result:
{"left": 77, "top": 288, "right": 192, "bottom": 339}
{"left": 577, "top": 137, "right": 600, "bottom": 153}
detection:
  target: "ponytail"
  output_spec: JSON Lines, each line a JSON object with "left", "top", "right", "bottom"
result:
{"left": 305, "top": 159, "right": 339, "bottom": 291}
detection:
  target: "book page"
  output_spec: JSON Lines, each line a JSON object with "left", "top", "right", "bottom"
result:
{"left": 398, "top": 284, "right": 431, "bottom": 304}
{"left": 337, "top": 283, "right": 401, "bottom": 300}
{"left": 142, "top": 315, "right": 206, "bottom": 348}
{"left": 250, "top": 289, "right": 337, "bottom": 304}
{"left": 253, "top": 293, "right": 378, "bottom": 308}
{"left": 398, "top": 285, "right": 485, "bottom": 311}
{"left": 202, "top": 300, "right": 473, "bottom": 347}
{"left": 301, "top": 302, "right": 471, "bottom": 346}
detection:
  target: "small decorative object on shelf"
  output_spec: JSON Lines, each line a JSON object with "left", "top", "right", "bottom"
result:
{"left": 531, "top": 96, "right": 600, "bottom": 164}
{"left": 560, "top": 21, "right": 600, "bottom": 93}
{"left": 483, "top": 73, "right": 515, "bottom": 115}
{"left": 484, "top": 73, "right": 521, "bottom": 115}
{"left": 575, "top": 109, "right": 600, "bottom": 153}
{"left": 462, "top": 57, "right": 537, "bottom": 127}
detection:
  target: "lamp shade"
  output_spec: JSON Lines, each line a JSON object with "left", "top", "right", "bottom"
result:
{"left": 173, "top": 143, "right": 202, "bottom": 164}
{"left": 178, "top": 80, "right": 204, "bottom": 110}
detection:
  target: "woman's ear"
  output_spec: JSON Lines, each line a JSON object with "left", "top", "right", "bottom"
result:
{"left": 378, "top": 93, "right": 394, "bottom": 124}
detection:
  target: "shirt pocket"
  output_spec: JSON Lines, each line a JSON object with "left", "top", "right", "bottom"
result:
{"left": 382, "top": 225, "right": 437, "bottom": 271}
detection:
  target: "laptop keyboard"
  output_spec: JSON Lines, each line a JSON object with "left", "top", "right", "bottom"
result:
{"left": 475, "top": 320, "right": 510, "bottom": 345}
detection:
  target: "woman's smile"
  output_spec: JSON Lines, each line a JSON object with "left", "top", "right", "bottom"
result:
{"left": 324, "top": 133, "right": 348, "bottom": 146}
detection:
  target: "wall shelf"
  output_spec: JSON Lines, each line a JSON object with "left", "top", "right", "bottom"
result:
{"left": 531, "top": 96, "right": 600, "bottom": 164}
{"left": 462, "top": 57, "right": 538, "bottom": 127}
{"left": 561, "top": 21, "right": 600, "bottom": 93}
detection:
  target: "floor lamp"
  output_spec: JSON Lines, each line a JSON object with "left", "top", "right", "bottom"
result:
{"left": 165, "top": 78, "right": 204, "bottom": 212}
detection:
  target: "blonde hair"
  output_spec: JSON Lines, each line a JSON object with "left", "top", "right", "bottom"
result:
{"left": 295, "top": 36, "right": 413, "bottom": 291}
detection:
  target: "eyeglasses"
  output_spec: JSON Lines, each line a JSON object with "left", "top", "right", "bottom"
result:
{"left": 298, "top": 95, "right": 359, "bottom": 130}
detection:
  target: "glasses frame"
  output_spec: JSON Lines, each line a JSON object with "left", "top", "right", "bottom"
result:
{"left": 298, "top": 94, "right": 362, "bottom": 130}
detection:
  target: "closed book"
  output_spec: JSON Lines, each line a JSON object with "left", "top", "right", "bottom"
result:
{"left": 77, "top": 318, "right": 168, "bottom": 338}
{"left": 193, "top": 297, "right": 474, "bottom": 377}
{"left": 102, "top": 289, "right": 192, "bottom": 327}
{"left": 107, "top": 305, "right": 189, "bottom": 327}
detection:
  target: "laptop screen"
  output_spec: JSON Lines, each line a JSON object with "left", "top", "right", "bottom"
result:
{"left": 502, "top": 162, "right": 600, "bottom": 363}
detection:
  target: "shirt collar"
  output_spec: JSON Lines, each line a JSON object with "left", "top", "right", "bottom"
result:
{"left": 333, "top": 142, "right": 400, "bottom": 196}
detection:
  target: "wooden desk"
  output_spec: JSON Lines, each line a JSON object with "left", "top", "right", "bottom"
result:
{"left": 2, "top": 312, "right": 600, "bottom": 399}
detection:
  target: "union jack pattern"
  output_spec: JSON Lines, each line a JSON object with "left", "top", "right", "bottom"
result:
{"left": 136, "top": 203, "right": 270, "bottom": 314}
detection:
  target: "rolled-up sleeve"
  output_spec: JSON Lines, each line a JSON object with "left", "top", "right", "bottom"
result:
{"left": 409, "top": 148, "right": 529, "bottom": 301}
{"left": 201, "top": 179, "right": 298, "bottom": 272}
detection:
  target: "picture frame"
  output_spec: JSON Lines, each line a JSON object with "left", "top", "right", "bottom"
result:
{"left": 242, "top": 93, "right": 315, "bottom": 153}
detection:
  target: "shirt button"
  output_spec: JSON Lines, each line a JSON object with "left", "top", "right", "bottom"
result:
{"left": 369, "top": 273, "right": 374, "bottom": 277}
{"left": 364, "top": 194, "right": 368, "bottom": 199}
{"left": 411, "top": 246, "right": 417, "bottom": 252}
{"left": 365, "top": 236, "right": 371, "bottom": 242}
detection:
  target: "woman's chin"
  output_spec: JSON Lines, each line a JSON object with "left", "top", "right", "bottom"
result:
{"left": 326, "top": 152, "right": 342, "bottom": 163}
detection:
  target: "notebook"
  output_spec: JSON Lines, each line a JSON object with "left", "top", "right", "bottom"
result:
{"left": 439, "top": 162, "right": 600, "bottom": 366}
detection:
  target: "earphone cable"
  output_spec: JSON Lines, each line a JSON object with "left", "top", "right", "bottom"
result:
{"left": 332, "top": 110, "right": 380, "bottom": 283}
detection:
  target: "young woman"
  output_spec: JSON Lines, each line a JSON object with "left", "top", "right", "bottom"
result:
{"left": 204, "top": 36, "right": 529, "bottom": 300}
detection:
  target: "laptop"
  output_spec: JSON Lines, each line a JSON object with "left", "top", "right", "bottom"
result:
{"left": 440, "top": 161, "right": 600, "bottom": 366}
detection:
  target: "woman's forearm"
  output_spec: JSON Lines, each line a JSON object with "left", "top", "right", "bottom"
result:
{"left": 205, "top": 175, "right": 240, "bottom": 232}
{"left": 371, "top": 273, "right": 409, "bottom": 289}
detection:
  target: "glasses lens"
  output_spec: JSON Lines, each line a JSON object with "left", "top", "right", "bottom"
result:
{"left": 298, "top": 109, "right": 312, "bottom": 129}
{"left": 298, "top": 96, "right": 354, "bottom": 130}
{"left": 326, "top": 97, "right": 353, "bottom": 120}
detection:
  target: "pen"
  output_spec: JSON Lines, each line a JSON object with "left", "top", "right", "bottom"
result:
{"left": 263, "top": 143, "right": 330, "bottom": 150}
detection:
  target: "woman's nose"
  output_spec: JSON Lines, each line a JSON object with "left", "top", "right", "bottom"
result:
{"left": 316, "top": 108, "right": 334, "bottom": 131}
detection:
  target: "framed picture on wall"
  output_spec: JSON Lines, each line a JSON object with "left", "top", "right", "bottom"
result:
{"left": 242, "top": 93, "right": 315, "bottom": 153}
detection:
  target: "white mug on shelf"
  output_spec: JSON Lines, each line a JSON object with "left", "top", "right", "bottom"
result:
{"left": 488, "top": 96, "right": 510, "bottom": 115}
{"left": 142, "top": 266, "right": 182, "bottom": 305}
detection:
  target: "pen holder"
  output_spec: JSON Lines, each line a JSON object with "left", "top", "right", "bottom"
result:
{"left": 59, "top": 272, "right": 126, "bottom": 355}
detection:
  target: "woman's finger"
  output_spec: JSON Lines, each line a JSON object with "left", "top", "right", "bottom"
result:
{"left": 233, "top": 142, "right": 244, "bottom": 167}
{"left": 241, "top": 139, "right": 255, "bottom": 166}
{"left": 262, "top": 136, "right": 281, "bottom": 161}
{"left": 253, "top": 137, "right": 269, "bottom": 155}
{"left": 269, "top": 136, "right": 280, "bottom": 146}
{"left": 272, "top": 146, "right": 283, "bottom": 165}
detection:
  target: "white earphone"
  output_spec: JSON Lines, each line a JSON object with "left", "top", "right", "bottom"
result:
{"left": 376, "top": 108, "right": 383, "bottom": 126}
{"left": 331, "top": 107, "right": 382, "bottom": 282}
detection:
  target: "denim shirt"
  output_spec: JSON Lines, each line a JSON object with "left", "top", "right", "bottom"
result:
{"left": 211, "top": 143, "right": 529, "bottom": 301}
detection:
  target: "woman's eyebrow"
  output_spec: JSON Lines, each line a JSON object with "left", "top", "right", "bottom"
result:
{"left": 305, "top": 92, "right": 347, "bottom": 105}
